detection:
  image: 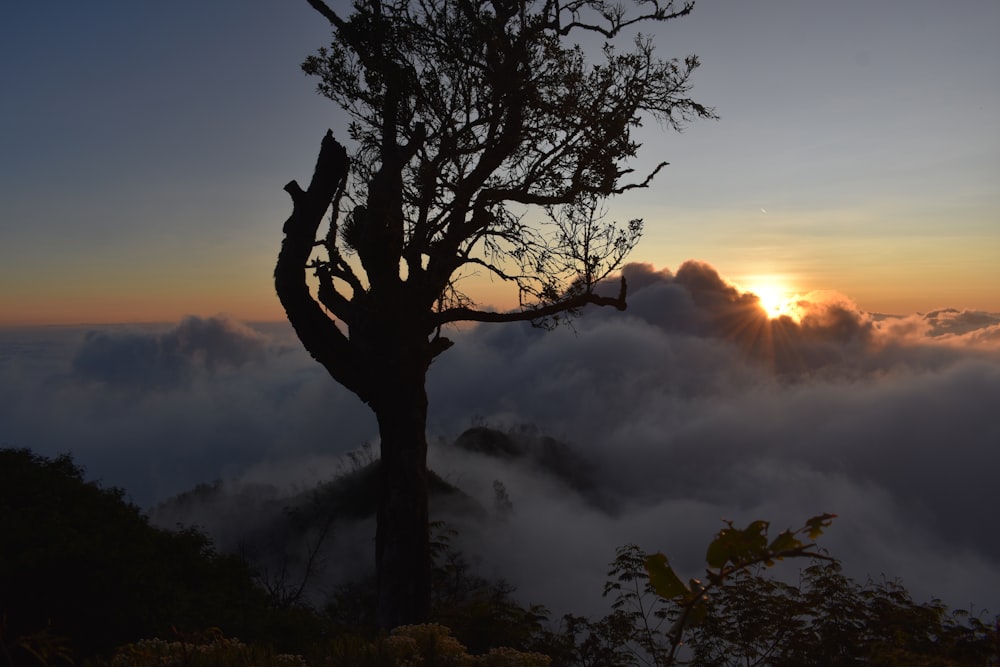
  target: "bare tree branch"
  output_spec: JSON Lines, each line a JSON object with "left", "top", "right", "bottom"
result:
{"left": 433, "top": 276, "right": 628, "bottom": 326}
{"left": 275, "top": 131, "right": 374, "bottom": 403}
{"left": 305, "top": 0, "right": 345, "bottom": 27}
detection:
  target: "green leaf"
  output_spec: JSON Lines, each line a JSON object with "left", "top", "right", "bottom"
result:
{"left": 705, "top": 528, "right": 734, "bottom": 569}
{"left": 706, "top": 520, "right": 769, "bottom": 569}
{"left": 644, "top": 553, "right": 689, "bottom": 599}
{"left": 768, "top": 529, "right": 804, "bottom": 555}
{"left": 804, "top": 513, "right": 837, "bottom": 540}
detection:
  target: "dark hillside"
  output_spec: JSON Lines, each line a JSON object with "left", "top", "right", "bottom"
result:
{"left": 0, "top": 448, "right": 318, "bottom": 662}
{"left": 451, "top": 426, "right": 609, "bottom": 511}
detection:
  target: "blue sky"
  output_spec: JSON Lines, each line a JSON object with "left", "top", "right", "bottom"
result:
{"left": 2, "top": 0, "right": 998, "bottom": 324}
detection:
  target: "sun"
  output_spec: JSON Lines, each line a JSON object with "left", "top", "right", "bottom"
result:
{"left": 748, "top": 283, "right": 798, "bottom": 320}
{"left": 755, "top": 285, "right": 785, "bottom": 318}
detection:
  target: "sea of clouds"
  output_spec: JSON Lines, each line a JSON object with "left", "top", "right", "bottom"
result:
{"left": 2, "top": 260, "right": 998, "bottom": 619}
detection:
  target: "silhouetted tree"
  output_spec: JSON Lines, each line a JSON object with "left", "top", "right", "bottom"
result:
{"left": 275, "top": 0, "right": 714, "bottom": 629}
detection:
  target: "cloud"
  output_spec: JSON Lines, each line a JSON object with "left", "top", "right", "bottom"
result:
{"left": 877, "top": 308, "right": 1000, "bottom": 348}
{"left": 419, "top": 262, "right": 1000, "bottom": 615}
{"left": 584, "top": 262, "right": 881, "bottom": 378}
{"left": 2, "top": 261, "right": 998, "bottom": 620}
{"left": 71, "top": 315, "right": 269, "bottom": 388}
{"left": 0, "top": 317, "right": 374, "bottom": 504}
{"left": 923, "top": 308, "right": 1000, "bottom": 338}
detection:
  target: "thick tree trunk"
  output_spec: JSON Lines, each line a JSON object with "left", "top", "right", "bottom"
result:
{"left": 371, "top": 357, "right": 432, "bottom": 629}
{"left": 277, "top": 132, "right": 434, "bottom": 628}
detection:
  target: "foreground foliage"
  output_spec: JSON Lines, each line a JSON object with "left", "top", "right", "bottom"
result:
{"left": 683, "top": 561, "right": 997, "bottom": 667}
{"left": 108, "top": 624, "right": 549, "bottom": 667}
{"left": 107, "top": 629, "right": 306, "bottom": 667}
{"left": 3, "top": 448, "right": 996, "bottom": 666}
{"left": 574, "top": 518, "right": 999, "bottom": 666}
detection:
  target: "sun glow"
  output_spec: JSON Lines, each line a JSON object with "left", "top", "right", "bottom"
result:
{"left": 748, "top": 283, "right": 800, "bottom": 321}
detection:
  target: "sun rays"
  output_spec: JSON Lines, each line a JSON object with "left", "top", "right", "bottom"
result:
{"left": 707, "top": 280, "right": 817, "bottom": 374}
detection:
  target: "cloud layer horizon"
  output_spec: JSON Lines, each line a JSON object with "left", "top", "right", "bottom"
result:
{"left": 2, "top": 260, "right": 997, "bottom": 619}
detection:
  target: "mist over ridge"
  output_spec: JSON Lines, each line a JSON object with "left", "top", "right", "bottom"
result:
{"left": 1, "top": 260, "right": 998, "bottom": 618}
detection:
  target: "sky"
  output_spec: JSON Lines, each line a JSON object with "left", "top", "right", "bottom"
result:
{"left": 2, "top": 265, "right": 999, "bottom": 619}
{"left": 2, "top": 0, "right": 998, "bottom": 325}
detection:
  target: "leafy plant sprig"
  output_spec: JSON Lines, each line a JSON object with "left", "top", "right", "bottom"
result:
{"left": 644, "top": 513, "right": 837, "bottom": 665}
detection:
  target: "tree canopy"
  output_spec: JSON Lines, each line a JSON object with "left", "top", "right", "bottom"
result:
{"left": 286, "top": 0, "right": 714, "bottom": 354}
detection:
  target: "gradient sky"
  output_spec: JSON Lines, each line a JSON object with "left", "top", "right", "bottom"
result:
{"left": 2, "top": 0, "right": 998, "bottom": 325}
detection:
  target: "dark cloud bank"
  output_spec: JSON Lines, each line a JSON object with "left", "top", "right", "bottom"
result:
{"left": 1, "top": 261, "right": 998, "bottom": 618}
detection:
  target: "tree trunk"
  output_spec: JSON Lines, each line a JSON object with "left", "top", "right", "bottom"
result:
{"left": 372, "top": 358, "right": 432, "bottom": 629}
{"left": 277, "top": 132, "right": 434, "bottom": 628}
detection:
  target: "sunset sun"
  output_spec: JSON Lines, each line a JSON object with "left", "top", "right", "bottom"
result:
{"left": 748, "top": 283, "right": 798, "bottom": 320}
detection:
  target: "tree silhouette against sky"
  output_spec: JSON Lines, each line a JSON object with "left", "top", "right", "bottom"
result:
{"left": 275, "top": 0, "right": 714, "bottom": 629}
